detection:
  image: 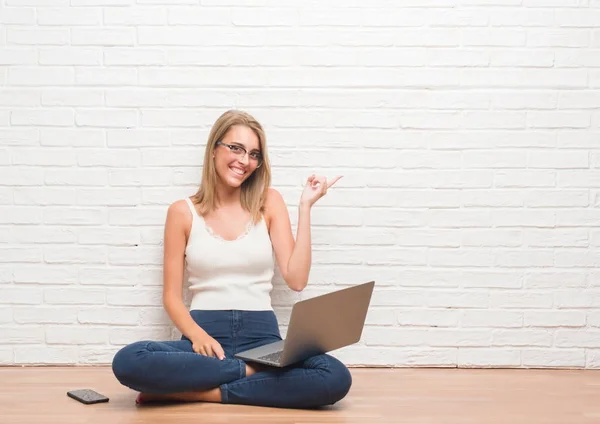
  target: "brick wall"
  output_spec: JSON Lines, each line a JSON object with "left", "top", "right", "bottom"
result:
{"left": 1, "top": 0, "right": 599, "bottom": 367}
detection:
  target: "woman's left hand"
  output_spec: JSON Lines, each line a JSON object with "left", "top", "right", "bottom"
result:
{"left": 300, "top": 174, "right": 343, "bottom": 208}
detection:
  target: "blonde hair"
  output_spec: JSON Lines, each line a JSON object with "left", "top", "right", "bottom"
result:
{"left": 190, "top": 110, "right": 271, "bottom": 224}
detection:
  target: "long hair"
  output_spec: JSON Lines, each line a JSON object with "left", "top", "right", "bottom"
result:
{"left": 190, "top": 110, "right": 271, "bottom": 224}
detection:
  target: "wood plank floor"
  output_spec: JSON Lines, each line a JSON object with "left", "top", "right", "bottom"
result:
{"left": 1, "top": 367, "right": 599, "bottom": 424}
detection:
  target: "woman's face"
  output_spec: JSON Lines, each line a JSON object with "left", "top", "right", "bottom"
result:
{"left": 213, "top": 124, "right": 262, "bottom": 188}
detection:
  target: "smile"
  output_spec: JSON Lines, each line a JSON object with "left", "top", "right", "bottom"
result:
{"left": 229, "top": 166, "right": 246, "bottom": 176}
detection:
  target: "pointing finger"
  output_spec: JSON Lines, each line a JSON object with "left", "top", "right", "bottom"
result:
{"left": 327, "top": 175, "right": 343, "bottom": 189}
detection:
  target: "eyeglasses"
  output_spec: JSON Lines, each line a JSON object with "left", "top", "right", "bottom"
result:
{"left": 216, "top": 141, "right": 263, "bottom": 167}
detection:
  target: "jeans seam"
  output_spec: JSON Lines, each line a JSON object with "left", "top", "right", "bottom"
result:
{"left": 315, "top": 357, "right": 333, "bottom": 405}
{"left": 221, "top": 358, "right": 245, "bottom": 404}
{"left": 239, "top": 359, "right": 245, "bottom": 379}
{"left": 220, "top": 383, "right": 229, "bottom": 403}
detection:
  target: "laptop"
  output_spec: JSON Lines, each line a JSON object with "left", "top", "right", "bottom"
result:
{"left": 234, "top": 281, "right": 375, "bottom": 367}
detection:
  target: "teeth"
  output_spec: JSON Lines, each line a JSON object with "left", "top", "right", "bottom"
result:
{"left": 230, "top": 167, "right": 245, "bottom": 175}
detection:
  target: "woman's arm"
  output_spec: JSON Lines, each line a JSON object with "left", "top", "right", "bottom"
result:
{"left": 267, "top": 175, "right": 342, "bottom": 292}
{"left": 162, "top": 201, "right": 206, "bottom": 340}
{"left": 162, "top": 201, "right": 225, "bottom": 359}
{"left": 163, "top": 200, "right": 225, "bottom": 359}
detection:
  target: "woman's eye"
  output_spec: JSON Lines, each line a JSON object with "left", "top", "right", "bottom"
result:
{"left": 230, "top": 145, "right": 243, "bottom": 152}
{"left": 250, "top": 152, "right": 261, "bottom": 159}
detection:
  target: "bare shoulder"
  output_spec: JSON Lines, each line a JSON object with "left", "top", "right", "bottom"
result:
{"left": 264, "top": 188, "right": 287, "bottom": 226}
{"left": 265, "top": 187, "right": 287, "bottom": 213}
{"left": 168, "top": 198, "right": 192, "bottom": 218}
{"left": 165, "top": 198, "right": 193, "bottom": 236}
{"left": 265, "top": 187, "right": 284, "bottom": 205}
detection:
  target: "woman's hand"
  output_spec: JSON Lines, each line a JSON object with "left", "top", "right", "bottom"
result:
{"left": 191, "top": 331, "right": 225, "bottom": 360}
{"left": 300, "top": 174, "right": 343, "bottom": 208}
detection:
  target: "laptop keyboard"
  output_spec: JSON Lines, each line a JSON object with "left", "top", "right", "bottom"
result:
{"left": 257, "top": 351, "right": 283, "bottom": 364}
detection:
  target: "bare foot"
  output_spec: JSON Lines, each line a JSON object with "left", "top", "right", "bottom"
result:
{"left": 136, "top": 393, "right": 165, "bottom": 404}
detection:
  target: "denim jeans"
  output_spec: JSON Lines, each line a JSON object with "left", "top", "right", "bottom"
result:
{"left": 111, "top": 310, "right": 352, "bottom": 409}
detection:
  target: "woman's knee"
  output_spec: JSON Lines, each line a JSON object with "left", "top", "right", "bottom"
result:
{"left": 307, "top": 354, "right": 352, "bottom": 405}
{"left": 111, "top": 341, "right": 150, "bottom": 387}
{"left": 323, "top": 355, "right": 352, "bottom": 404}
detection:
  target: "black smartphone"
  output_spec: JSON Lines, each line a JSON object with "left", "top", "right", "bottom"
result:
{"left": 67, "top": 389, "right": 109, "bottom": 405}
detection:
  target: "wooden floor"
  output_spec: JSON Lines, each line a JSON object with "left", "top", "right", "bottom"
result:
{"left": 1, "top": 367, "right": 599, "bottom": 424}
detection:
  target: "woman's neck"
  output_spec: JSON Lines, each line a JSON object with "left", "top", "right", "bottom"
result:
{"left": 215, "top": 181, "right": 241, "bottom": 208}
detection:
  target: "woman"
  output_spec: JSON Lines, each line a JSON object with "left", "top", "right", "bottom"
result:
{"left": 111, "top": 110, "right": 351, "bottom": 409}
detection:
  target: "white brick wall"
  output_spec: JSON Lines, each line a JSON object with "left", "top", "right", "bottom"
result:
{"left": 1, "top": 0, "right": 599, "bottom": 368}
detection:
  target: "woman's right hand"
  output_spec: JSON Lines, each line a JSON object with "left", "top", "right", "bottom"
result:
{"left": 191, "top": 331, "right": 225, "bottom": 360}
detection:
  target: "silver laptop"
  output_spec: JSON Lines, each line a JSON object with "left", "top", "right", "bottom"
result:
{"left": 234, "top": 281, "right": 375, "bottom": 367}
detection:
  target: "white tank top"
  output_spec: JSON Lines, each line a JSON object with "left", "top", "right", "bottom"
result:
{"left": 183, "top": 197, "right": 275, "bottom": 311}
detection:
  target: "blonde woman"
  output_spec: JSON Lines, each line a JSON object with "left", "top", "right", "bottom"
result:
{"left": 111, "top": 110, "right": 350, "bottom": 409}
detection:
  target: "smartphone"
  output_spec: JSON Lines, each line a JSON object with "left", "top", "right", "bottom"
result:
{"left": 67, "top": 389, "right": 109, "bottom": 405}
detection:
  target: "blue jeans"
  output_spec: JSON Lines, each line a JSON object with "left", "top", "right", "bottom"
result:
{"left": 111, "top": 310, "right": 352, "bottom": 409}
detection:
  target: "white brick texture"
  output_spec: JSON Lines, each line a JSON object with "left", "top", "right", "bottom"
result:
{"left": 1, "top": 1, "right": 599, "bottom": 368}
